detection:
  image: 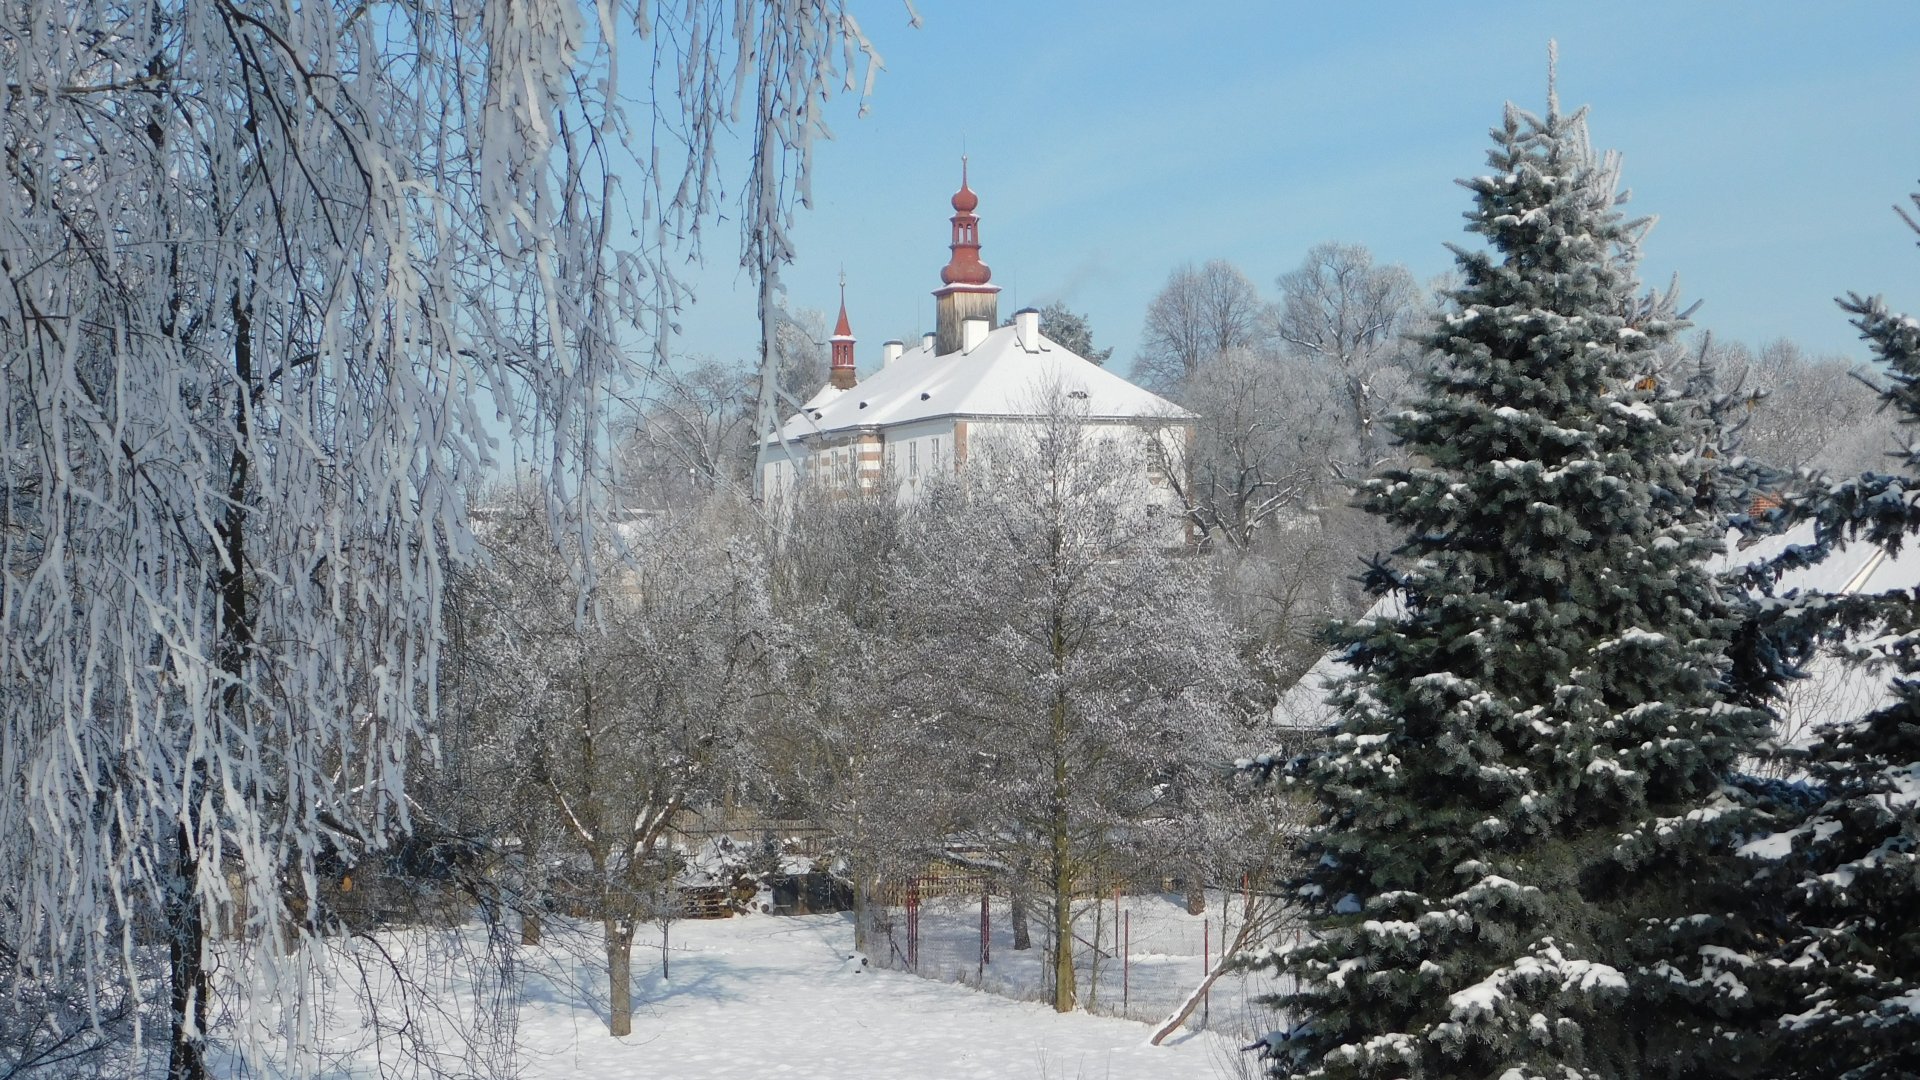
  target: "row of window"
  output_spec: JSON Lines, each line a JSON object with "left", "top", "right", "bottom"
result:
{"left": 765, "top": 434, "right": 944, "bottom": 495}
{"left": 884, "top": 436, "right": 942, "bottom": 479}
{"left": 767, "top": 430, "right": 1174, "bottom": 495}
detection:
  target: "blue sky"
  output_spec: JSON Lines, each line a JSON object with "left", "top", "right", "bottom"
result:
{"left": 659, "top": 3, "right": 1920, "bottom": 378}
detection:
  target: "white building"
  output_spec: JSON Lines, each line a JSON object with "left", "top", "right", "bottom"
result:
{"left": 756, "top": 166, "right": 1193, "bottom": 512}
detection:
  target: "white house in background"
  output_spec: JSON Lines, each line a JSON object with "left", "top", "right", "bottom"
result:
{"left": 1272, "top": 518, "right": 1920, "bottom": 748}
{"left": 756, "top": 165, "right": 1194, "bottom": 512}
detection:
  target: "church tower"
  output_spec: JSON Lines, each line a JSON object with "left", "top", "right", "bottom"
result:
{"left": 829, "top": 273, "right": 857, "bottom": 390}
{"left": 932, "top": 159, "right": 1000, "bottom": 355}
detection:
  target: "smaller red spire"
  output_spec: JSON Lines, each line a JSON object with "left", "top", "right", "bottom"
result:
{"left": 829, "top": 272, "right": 856, "bottom": 390}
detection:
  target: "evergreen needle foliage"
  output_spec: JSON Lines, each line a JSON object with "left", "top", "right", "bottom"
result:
{"left": 1262, "top": 93, "right": 1770, "bottom": 1079}
{"left": 1746, "top": 187, "right": 1920, "bottom": 1080}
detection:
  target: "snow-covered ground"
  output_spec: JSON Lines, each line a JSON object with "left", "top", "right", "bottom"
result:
{"left": 872, "top": 889, "right": 1285, "bottom": 1041}
{"left": 213, "top": 905, "right": 1254, "bottom": 1079}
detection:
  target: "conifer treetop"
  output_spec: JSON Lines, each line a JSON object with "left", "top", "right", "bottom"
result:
{"left": 1264, "top": 84, "right": 1768, "bottom": 1080}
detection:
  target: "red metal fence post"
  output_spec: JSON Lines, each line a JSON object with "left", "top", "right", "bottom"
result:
{"left": 1202, "top": 918, "right": 1210, "bottom": 1029}
{"left": 1123, "top": 911, "right": 1130, "bottom": 1014}
{"left": 979, "top": 890, "right": 990, "bottom": 977}
{"left": 906, "top": 877, "right": 921, "bottom": 972}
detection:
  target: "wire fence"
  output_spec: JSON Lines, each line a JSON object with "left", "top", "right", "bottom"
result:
{"left": 864, "top": 884, "right": 1292, "bottom": 1043}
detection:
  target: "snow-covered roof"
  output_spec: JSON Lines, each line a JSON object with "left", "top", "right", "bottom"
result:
{"left": 1723, "top": 520, "right": 1920, "bottom": 599}
{"left": 1273, "top": 520, "right": 1920, "bottom": 741}
{"left": 1721, "top": 521, "right": 1920, "bottom": 746}
{"left": 767, "top": 323, "right": 1191, "bottom": 444}
{"left": 797, "top": 381, "right": 847, "bottom": 414}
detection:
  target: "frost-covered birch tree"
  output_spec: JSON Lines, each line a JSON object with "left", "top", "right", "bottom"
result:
{"left": 1261, "top": 85, "right": 1769, "bottom": 1078}
{"left": 0, "top": 0, "right": 891, "bottom": 1073}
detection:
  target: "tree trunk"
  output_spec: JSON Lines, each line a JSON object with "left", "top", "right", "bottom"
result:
{"left": 1049, "top": 749, "right": 1075, "bottom": 1012}
{"left": 166, "top": 829, "right": 209, "bottom": 1080}
{"left": 850, "top": 859, "right": 869, "bottom": 955}
{"left": 1048, "top": 617, "right": 1074, "bottom": 1013}
{"left": 1010, "top": 887, "right": 1032, "bottom": 951}
{"left": 172, "top": 309, "right": 249, "bottom": 1080}
{"left": 605, "top": 917, "right": 634, "bottom": 1036}
{"left": 521, "top": 834, "right": 546, "bottom": 945}
{"left": 1050, "top": 845, "right": 1074, "bottom": 1013}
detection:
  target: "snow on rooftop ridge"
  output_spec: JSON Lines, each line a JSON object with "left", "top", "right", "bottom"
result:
{"left": 766, "top": 321, "right": 1191, "bottom": 444}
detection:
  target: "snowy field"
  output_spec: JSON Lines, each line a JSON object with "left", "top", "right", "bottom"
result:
{"left": 212, "top": 906, "right": 1255, "bottom": 1079}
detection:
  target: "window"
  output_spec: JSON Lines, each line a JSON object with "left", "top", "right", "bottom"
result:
{"left": 1143, "top": 432, "right": 1167, "bottom": 485}
{"left": 909, "top": 441, "right": 918, "bottom": 479}
{"left": 931, "top": 437, "right": 941, "bottom": 472}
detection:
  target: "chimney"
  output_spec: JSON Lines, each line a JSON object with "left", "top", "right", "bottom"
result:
{"left": 962, "top": 316, "right": 990, "bottom": 353}
{"left": 921, "top": 332, "right": 936, "bottom": 353}
{"left": 931, "top": 159, "right": 1001, "bottom": 355}
{"left": 882, "top": 340, "right": 904, "bottom": 367}
{"left": 1012, "top": 307, "right": 1040, "bottom": 352}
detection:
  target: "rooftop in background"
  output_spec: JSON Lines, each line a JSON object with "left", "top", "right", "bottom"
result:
{"left": 771, "top": 319, "right": 1191, "bottom": 445}
{"left": 1273, "top": 519, "right": 1920, "bottom": 742}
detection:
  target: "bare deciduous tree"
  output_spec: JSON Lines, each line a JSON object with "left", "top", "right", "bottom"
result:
{"left": 763, "top": 479, "right": 928, "bottom": 956}
{"left": 1273, "top": 242, "right": 1424, "bottom": 471}
{"left": 896, "top": 390, "right": 1249, "bottom": 1013}
{"left": 1153, "top": 349, "right": 1338, "bottom": 550}
{"left": 1132, "top": 260, "right": 1271, "bottom": 391}
{"left": 774, "top": 307, "right": 834, "bottom": 406}
{"left": 618, "top": 359, "right": 757, "bottom": 507}
{"left": 457, "top": 494, "right": 774, "bottom": 1037}
{"left": 1705, "top": 337, "right": 1897, "bottom": 479}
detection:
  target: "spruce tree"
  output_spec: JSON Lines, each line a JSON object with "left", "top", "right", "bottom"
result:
{"left": 1747, "top": 187, "right": 1920, "bottom": 1080}
{"left": 1264, "top": 90, "right": 1770, "bottom": 1078}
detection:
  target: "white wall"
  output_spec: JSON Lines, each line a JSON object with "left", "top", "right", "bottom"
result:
{"left": 761, "top": 415, "right": 1192, "bottom": 542}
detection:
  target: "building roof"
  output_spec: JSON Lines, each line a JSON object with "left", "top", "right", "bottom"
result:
{"left": 1272, "top": 518, "right": 1920, "bottom": 744}
{"left": 767, "top": 321, "right": 1193, "bottom": 445}
{"left": 797, "top": 381, "right": 847, "bottom": 414}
